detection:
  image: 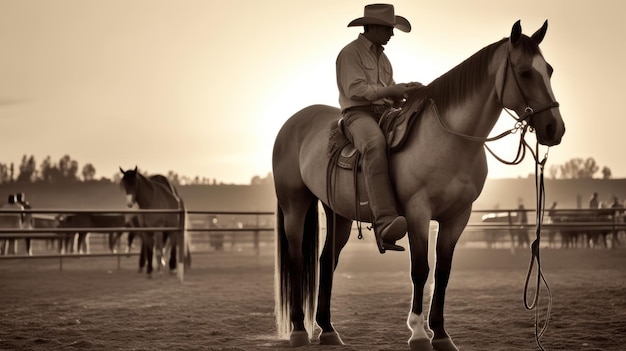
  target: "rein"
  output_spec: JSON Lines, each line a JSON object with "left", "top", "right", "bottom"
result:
{"left": 523, "top": 142, "right": 553, "bottom": 351}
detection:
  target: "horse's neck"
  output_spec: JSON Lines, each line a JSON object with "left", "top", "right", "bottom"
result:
{"left": 135, "top": 176, "right": 156, "bottom": 209}
{"left": 428, "top": 43, "right": 508, "bottom": 138}
{"left": 136, "top": 176, "right": 182, "bottom": 210}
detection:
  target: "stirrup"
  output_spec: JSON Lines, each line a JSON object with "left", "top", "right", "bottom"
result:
{"left": 374, "top": 231, "right": 406, "bottom": 253}
{"left": 383, "top": 241, "right": 405, "bottom": 252}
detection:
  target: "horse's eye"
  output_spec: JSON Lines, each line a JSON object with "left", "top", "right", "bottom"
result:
{"left": 519, "top": 70, "right": 532, "bottom": 79}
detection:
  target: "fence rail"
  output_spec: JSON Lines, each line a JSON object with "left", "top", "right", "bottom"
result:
{"left": 1, "top": 208, "right": 623, "bottom": 279}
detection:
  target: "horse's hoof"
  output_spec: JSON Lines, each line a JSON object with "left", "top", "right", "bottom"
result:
{"left": 289, "top": 331, "right": 310, "bottom": 347}
{"left": 409, "top": 338, "right": 435, "bottom": 351}
{"left": 432, "top": 337, "right": 459, "bottom": 351}
{"left": 319, "top": 331, "right": 344, "bottom": 345}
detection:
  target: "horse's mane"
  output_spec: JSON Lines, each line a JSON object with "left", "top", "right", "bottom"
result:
{"left": 406, "top": 36, "right": 542, "bottom": 114}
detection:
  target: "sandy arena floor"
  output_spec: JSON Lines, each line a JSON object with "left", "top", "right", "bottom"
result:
{"left": 1, "top": 241, "right": 625, "bottom": 351}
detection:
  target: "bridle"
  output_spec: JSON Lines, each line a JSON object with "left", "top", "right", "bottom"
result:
{"left": 431, "top": 46, "right": 559, "bottom": 166}
{"left": 500, "top": 50, "right": 560, "bottom": 125}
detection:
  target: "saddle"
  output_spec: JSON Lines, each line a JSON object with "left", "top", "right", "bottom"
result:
{"left": 328, "top": 98, "right": 428, "bottom": 170}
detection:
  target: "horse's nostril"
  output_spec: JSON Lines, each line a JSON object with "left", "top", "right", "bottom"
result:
{"left": 545, "top": 124, "right": 555, "bottom": 140}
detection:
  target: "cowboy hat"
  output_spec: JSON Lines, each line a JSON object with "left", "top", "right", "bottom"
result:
{"left": 347, "top": 4, "right": 411, "bottom": 33}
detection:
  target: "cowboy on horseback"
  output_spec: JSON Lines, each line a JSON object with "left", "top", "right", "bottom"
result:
{"left": 336, "top": 4, "right": 423, "bottom": 251}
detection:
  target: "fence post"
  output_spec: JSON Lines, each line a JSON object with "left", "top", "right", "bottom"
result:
{"left": 254, "top": 214, "right": 260, "bottom": 255}
{"left": 177, "top": 207, "right": 186, "bottom": 283}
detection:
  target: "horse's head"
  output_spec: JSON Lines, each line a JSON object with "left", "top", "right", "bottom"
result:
{"left": 119, "top": 166, "right": 139, "bottom": 208}
{"left": 497, "top": 20, "right": 565, "bottom": 146}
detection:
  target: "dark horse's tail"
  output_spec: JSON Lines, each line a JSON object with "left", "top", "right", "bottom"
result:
{"left": 274, "top": 201, "right": 319, "bottom": 339}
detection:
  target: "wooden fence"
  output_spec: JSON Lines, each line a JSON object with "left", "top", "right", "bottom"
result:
{"left": 1, "top": 208, "right": 624, "bottom": 282}
{"left": 0, "top": 209, "right": 274, "bottom": 282}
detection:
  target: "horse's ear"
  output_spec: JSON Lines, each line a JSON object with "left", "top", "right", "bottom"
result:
{"left": 133, "top": 165, "right": 138, "bottom": 173}
{"left": 510, "top": 20, "right": 522, "bottom": 46}
{"left": 119, "top": 166, "right": 125, "bottom": 174}
{"left": 531, "top": 20, "right": 548, "bottom": 45}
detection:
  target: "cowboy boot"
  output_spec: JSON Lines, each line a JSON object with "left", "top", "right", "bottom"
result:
{"left": 365, "top": 169, "right": 407, "bottom": 253}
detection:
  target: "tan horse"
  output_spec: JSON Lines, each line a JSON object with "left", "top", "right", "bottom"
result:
{"left": 272, "top": 21, "right": 565, "bottom": 350}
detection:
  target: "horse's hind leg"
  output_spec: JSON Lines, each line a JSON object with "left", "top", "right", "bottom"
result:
{"left": 144, "top": 234, "right": 154, "bottom": 277}
{"left": 165, "top": 231, "right": 178, "bottom": 273}
{"left": 316, "top": 205, "right": 351, "bottom": 345}
{"left": 275, "top": 193, "right": 318, "bottom": 347}
{"left": 154, "top": 232, "right": 165, "bottom": 272}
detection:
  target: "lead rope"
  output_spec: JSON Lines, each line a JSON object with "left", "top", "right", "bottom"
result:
{"left": 523, "top": 141, "right": 553, "bottom": 351}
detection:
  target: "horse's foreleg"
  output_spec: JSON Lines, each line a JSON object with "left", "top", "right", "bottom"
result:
{"left": 138, "top": 233, "right": 146, "bottom": 272}
{"left": 406, "top": 219, "right": 433, "bottom": 351}
{"left": 25, "top": 238, "right": 32, "bottom": 256}
{"left": 427, "top": 210, "right": 471, "bottom": 351}
{"left": 316, "top": 207, "right": 351, "bottom": 345}
{"left": 127, "top": 231, "right": 135, "bottom": 253}
{"left": 144, "top": 234, "right": 154, "bottom": 276}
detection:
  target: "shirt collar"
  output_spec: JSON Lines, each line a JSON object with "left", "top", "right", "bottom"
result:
{"left": 357, "top": 33, "right": 385, "bottom": 54}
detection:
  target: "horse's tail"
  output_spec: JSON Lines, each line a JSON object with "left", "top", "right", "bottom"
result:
{"left": 274, "top": 201, "right": 319, "bottom": 339}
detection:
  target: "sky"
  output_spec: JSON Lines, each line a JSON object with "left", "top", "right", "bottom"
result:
{"left": 1, "top": 0, "right": 625, "bottom": 184}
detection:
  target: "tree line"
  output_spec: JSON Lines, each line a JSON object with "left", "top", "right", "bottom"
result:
{"left": 0, "top": 154, "right": 611, "bottom": 185}
{"left": 549, "top": 157, "right": 612, "bottom": 180}
{"left": 0, "top": 154, "right": 274, "bottom": 186}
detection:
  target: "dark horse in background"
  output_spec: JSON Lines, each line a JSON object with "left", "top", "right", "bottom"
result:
{"left": 119, "top": 167, "right": 191, "bottom": 277}
{"left": 56, "top": 213, "right": 130, "bottom": 254}
{"left": 272, "top": 21, "right": 564, "bottom": 350}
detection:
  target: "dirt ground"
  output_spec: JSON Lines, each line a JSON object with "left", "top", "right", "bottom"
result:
{"left": 1, "top": 241, "right": 625, "bottom": 351}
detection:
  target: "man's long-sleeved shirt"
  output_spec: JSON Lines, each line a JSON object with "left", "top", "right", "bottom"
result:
{"left": 336, "top": 34, "right": 396, "bottom": 112}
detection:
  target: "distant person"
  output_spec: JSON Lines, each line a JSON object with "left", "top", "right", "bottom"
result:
{"left": 515, "top": 201, "right": 530, "bottom": 249}
{"left": 209, "top": 215, "right": 224, "bottom": 251}
{"left": 610, "top": 196, "right": 623, "bottom": 218}
{"left": 547, "top": 202, "right": 558, "bottom": 248}
{"left": 589, "top": 192, "right": 599, "bottom": 209}
{"left": 547, "top": 201, "right": 558, "bottom": 220}
{"left": 16, "top": 192, "right": 33, "bottom": 255}
{"left": 610, "top": 195, "right": 622, "bottom": 209}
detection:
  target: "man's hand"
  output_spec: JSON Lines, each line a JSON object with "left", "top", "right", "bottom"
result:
{"left": 383, "top": 82, "right": 424, "bottom": 100}
{"left": 401, "top": 82, "right": 424, "bottom": 96}
{"left": 387, "top": 82, "right": 424, "bottom": 101}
